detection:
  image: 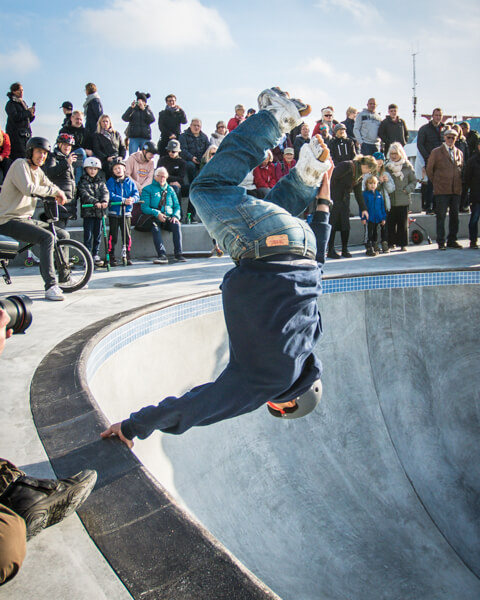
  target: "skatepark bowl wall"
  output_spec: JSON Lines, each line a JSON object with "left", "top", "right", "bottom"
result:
{"left": 31, "top": 270, "right": 480, "bottom": 600}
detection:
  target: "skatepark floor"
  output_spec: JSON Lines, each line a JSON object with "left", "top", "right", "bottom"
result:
{"left": 1, "top": 238, "right": 479, "bottom": 599}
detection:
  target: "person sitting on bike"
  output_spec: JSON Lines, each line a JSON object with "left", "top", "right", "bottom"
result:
{"left": 0, "top": 137, "right": 69, "bottom": 301}
{"left": 106, "top": 158, "right": 139, "bottom": 266}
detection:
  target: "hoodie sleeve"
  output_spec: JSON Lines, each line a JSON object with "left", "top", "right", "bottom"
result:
{"left": 353, "top": 113, "right": 364, "bottom": 145}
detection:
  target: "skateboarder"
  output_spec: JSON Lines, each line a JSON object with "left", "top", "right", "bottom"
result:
{"left": 101, "top": 87, "right": 333, "bottom": 446}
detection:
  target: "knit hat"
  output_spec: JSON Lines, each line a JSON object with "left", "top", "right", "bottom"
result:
{"left": 373, "top": 151, "right": 385, "bottom": 161}
{"left": 135, "top": 91, "right": 151, "bottom": 102}
{"left": 333, "top": 123, "right": 346, "bottom": 134}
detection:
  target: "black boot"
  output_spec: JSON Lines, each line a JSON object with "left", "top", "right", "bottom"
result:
{"left": 0, "top": 470, "right": 97, "bottom": 540}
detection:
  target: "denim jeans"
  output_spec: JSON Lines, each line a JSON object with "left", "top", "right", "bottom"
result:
{"left": 73, "top": 148, "right": 87, "bottom": 185}
{"left": 190, "top": 110, "right": 317, "bottom": 261}
{"left": 469, "top": 203, "right": 480, "bottom": 242}
{"left": 0, "top": 218, "right": 69, "bottom": 290}
{"left": 83, "top": 217, "right": 102, "bottom": 256}
{"left": 361, "top": 142, "right": 380, "bottom": 156}
{"left": 151, "top": 220, "right": 182, "bottom": 256}
{"left": 128, "top": 138, "right": 147, "bottom": 154}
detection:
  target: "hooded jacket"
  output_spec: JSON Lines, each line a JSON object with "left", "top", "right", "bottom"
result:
{"left": 122, "top": 105, "right": 155, "bottom": 139}
{"left": 353, "top": 109, "right": 381, "bottom": 145}
{"left": 43, "top": 147, "right": 76, "bottom": 218}
{"left": 125, "top": 151, "right": 155, "bottom": 193}
{"left": 106, "top": 176, "right": 139, "bottom": 216}
{"left": 77, "top": 171, "right": 109, "bottom": 218}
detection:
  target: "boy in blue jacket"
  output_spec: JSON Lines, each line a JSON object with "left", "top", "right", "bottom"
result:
{"left": 101, "top": 87, "right": 333, "bottom": 444}
{"left": 362, "top": 175, "right": 387, "bottom": 256}
{"left": 106, "top": 158, "right": 139, "bottom": 265}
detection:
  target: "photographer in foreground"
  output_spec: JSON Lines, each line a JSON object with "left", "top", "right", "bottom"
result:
{"left": 0, "top": 308, "right": 97, "bottom": 586}
{"left": 0, "top": 137, "right": 69, "bottom": 301}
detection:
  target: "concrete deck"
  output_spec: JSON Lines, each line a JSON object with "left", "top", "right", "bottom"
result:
{"left": 1, "top": 238, "right": 479, "bottom": 599}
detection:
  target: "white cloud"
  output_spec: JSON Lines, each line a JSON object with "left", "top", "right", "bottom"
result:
{"left": 301, "top": 57, "right": 351, "bottom": 84}
{"left": 0, "top": 44, "right": 40, "bottom": 73}
{"left": 79, "top": 0, "right": 234, "bottom": 50}
{"left": 316, "top": 0, "right": 381, "bottom": 25}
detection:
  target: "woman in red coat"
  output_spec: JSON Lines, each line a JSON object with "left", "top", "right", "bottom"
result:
{"left": 253, "top": 149, "right": 277, "bottom": 198}
{"left": 0, "top": 128, "right": 12, "bottom": 183}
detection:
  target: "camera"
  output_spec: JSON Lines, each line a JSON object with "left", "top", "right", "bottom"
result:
{"left": 0, "top": 295, "right": 33, "bottom": 334}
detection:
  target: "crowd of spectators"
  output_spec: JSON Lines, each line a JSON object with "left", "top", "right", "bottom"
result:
{"left": 1, "top": 81, "right": 480, "bottom": 273}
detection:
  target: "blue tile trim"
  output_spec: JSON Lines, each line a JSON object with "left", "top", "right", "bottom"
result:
{"left": 86, "top": 271, "right": 479, "bottom": 382}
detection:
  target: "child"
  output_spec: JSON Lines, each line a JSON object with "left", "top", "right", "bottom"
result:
{"left": 43, "top": 133, "right": 77, "bottom": 227}
{"left": 362, "top": 175, "right": 387, "bottom": 256}
{"left": 363, "top": 151, "right": 395, "bottom": 252}
{"left": 106, "top": 158, "right": 139, "bottom": 266}
{"left": 77, "top": 156, "right": 109, "bottom": 265}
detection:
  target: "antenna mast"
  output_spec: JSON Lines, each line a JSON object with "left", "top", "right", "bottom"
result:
{"left": 412, "top": 52, "right": 418, "bottom": 129}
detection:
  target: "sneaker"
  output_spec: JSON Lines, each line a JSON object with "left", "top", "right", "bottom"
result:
{"left": 153, "top": 255, "right": 168, "bottom": 264}
{"left": 381, "top": 241, "right": 389, "bottom": 253}
{"left": 0, "top": 470, "right": 97, "bottom": 540}
{"left": 93, "top": 254, "right": 103, "bottom": 265}
{"left": 327, "top": 249, "right": 341, "bottom": 259}
{"left": 446, "top": 240, "right": 463, "bottom": 249}
{"left": 126, "top": 258, "right": 133, "bottom": 265}
{"left": 45, "top": 285, "right": 64, "bottom": 301}
{"left": 174, "top": 254, "right": 187, "bottom": 262}
{"left": 438, "top": 242, "right": 446, "bottom": 251}
{"left": 296, "top": 134, "right": 332, "bottom": 186}
{"left": 366, "top": 246, "right": 376, "bottom": 257}
{"left": 257, "top": 87, "right": 312, "bottom": 133}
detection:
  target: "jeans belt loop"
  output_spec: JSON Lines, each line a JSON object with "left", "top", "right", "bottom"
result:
{"left": 254, "top": 240, "right": 260, "bottom": 259}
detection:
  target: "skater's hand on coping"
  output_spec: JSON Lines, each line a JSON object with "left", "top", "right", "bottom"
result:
{"left": 101, "top": 422, "right": 134, "bottom": 449}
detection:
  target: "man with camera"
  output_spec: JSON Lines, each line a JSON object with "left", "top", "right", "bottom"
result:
{"left": 0, "top": 307, "right": 97, "bottom": 586}
{"left": 0, "top": 137, "right": 70, "bottom": 301}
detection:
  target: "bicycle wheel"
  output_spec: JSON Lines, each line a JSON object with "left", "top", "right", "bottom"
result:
{"left": 55, "top": 239, "right": 93, "bottom": 292}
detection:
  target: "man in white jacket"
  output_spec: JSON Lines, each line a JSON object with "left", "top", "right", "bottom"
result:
{"left": 0, "top": 137, "right": 68, "bottom": 301}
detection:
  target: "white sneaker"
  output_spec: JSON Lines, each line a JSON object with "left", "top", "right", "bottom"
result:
{"left": 296, "top": 134, "right": 332, "bottom": 187}
{"left": 257, "top": 87, "right": 312, "bottom": 134}
{"left": 45, "top": 285, "right": 65, "bottom": 301}
{"left": 93, "top": 255, "right": 103, "bottom": 265}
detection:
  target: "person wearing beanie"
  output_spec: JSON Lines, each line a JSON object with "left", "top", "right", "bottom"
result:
{"left": 122, "top": 92, "right": 155, "bottom": 155}
{"left": 328, "top": 123, "right": 356, "bottom": 165}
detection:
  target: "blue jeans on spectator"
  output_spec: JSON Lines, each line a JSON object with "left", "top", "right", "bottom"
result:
{"left": 469, "top": 203, "right": 480, "bottom": 243}
{"left": 190, "top": 109, "right": 317, "bottom": 261}
{"left": 73, "top": 148, "right": 87, "bottom": 185}
{"left": 83, "top": 217, "right": 102, "bottom": 256}
{"left": 152, "top": 220, "right": 183, "bottom": 257}
{"left": 361, "top": 142, "right": 380, "bottom": 156}
{"left": 128, "top": 138, "right": 147, "bottom": 154}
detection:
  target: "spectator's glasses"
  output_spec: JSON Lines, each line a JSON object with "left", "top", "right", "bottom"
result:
{"left": 323, "top": 114, "right": 333, "bottom": 118}
{"left": 445, "top": 135, "right": 456, "bottom": 139}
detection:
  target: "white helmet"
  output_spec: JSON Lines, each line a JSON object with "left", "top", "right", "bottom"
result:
{"left": 84, "top": 157, "right": 102, "bottom": 169}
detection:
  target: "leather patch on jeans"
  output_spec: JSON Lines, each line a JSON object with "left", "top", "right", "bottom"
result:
{"left": 266, "top": 234, "right": 288, "bottom": 247}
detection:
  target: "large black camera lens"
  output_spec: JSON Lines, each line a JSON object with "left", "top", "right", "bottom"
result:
{"left": 0, "top": 295, "right": 33, "bottom": 334}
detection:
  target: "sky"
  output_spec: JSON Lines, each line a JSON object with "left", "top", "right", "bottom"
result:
{"left": 1, "top": 0, "right": 478, "bottom": 147}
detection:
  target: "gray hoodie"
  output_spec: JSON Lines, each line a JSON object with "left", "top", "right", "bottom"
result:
{"left": 353, "top": 109, "right": 382, "bottom": 145}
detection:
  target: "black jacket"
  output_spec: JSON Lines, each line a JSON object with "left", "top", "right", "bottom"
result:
{"left": 5, "top": 94, "right": 34, "bottom": 159}
{"left": 77, "top": 171, "right": 109, "bottom": 218}
{"left": 378, "top": 116, "right": 409, "bottom": 155}
{"left": 59, "top": 124, "right": 92, "bottom": 151}
{"left": 92, "top": 131, "right": 126, "bottom": 172}
{"left": 293, "top": 135, "right": 309, "bottom": 160}
{"left": 417, "top": 121, "right": 444, "bottom": 161}
{"left": 85, "top": 96, "right": 103, "bottom": 134}
{"left": 158, "top": 107, "right": 187, "bottom": 140}
{"left": 465, "top": 130, "right": 480, "bottom": 157}
{"left": 178, "top": 127, "right": 209, "bottom": 162}
{"left": 157, "top": 154, "right": 186, "bottom": 186}
{"left": 465, "top": 153, "right": 480, "bottom": 203}
{"left": 43, "top": 148, "right": 77, "bottom": 218}
{"left": 122, "top": 105, "right": 155, "bottom": 139}
{"left": 328, "top": 137, "right": 356, "bottom": 165}
{"left": 331, "top": 160, "right": 366, "bottom": 211}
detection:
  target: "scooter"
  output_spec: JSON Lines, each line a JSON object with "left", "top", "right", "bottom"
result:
{"left": 409, "top": 217, "right": 433, "bottom": 245}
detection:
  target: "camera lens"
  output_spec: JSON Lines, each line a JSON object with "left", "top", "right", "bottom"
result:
{"left": 0, "top": 295, "right": 33, "bottom": 334}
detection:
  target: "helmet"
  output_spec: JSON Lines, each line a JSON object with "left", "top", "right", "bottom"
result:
{"left": 111, "top": 157, "right": 126, "bottom": 168}
{"left": 56, "top": 133, "right": 75, "bottom": 146}
{"left": 142, "top": 141, "right": 157, "bottom": 154}
{"left": 267, "top": 379, "right": 322, "bottom": 420}
{"left": 26, "top": 136, "right": 51, "bottom": 158}
{"left": 84, "top": 157, "right": 102, "bottom": 169}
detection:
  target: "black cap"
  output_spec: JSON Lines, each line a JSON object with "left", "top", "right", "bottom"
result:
{"left": 60, "top": 101, "right": 73, "bottom": 110}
